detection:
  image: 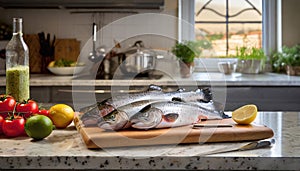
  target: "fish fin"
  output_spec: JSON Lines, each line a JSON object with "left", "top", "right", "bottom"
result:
{"left": 197, "top": 87, "right": 212, "bottom": 102}
{"left": 163, "top": 113, "right": 179, "bottom": 122}
{"left": 148, "top": 84, "right": 162, "bottom": 91}
{"left": 221, "top": 112, "right": 231, "bottom": 119}
{"left": 171, "top": 97, "right": 185, "bottom": 102}
{"left": 177, "top": 88, "right": 185, "bottom": 92}
{"left": 139, "top": 104, "right": 152, "bottom": 113}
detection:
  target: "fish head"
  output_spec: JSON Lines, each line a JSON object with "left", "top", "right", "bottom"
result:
{"left": 80, "top": 107, "right": 103, "bottom": 126}
{"left": 98, "top": 103, "right": 116, "bottom": 116}
{"left": 97, "top": 110, "right": 129, "bottom": 130}
{"left": 130, "top": 106, "right": 163, "bottom": 129}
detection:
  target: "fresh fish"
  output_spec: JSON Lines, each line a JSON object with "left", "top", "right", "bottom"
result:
{"left": 97, "top": 99, "right": 225, "bottom": 130}
{"left": 129, "top": 101, "right": 223, "bottom": 130}
{"left": 80, "top": 85, "right": 212, "bottom": 126}
{"left": 97, "top": 99, "right": 169, "bottom": 130}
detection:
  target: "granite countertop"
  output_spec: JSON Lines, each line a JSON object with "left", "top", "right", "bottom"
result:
{"left": 0, "top": 111, "right": 299, "bottom": 170}
{"left": 1, "top": 72, "right": 300, "bottom": 87}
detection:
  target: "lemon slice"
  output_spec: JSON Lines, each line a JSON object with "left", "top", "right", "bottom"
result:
{"left": 232, "top": 104, "right": 258, "bottom": 124}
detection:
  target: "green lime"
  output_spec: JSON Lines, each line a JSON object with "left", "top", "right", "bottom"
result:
{"left": 25, "top": 115, "right": 53, "bottom": 140}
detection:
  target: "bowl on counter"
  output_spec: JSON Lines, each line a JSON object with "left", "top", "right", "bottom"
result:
{"left": 218, "top": 62, "right": 236, "bottom": 75}
{"left": 47, "top": 66, "right": 85, "bottom": 76}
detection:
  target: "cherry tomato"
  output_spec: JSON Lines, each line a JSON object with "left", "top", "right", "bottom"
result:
{"left": 0, "top": 116, "right": 3, "bottom": 134}
{"left": 2, "top": 116, "right": 25, "bottom": 137}
{"left": 16, "top": 100, "right": 39, "bottom": 119}
{"left": 37, "top": 109, "right": 50, "bottom": 117}
{"left": 0, "top": 95, "right": 16, "bottom": 118}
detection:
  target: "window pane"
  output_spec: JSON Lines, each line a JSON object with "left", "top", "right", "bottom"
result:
{"left": 195, "top": 0, "right": 226, "bottom": 22}
{"left": 195, "top": 0, "right": 262, "bottom": 57}
{"left": 228, "top": 0, "right": 262, "bottom": 21}
{"left": 195, "top": 24, "right": 226, "bottom": 57}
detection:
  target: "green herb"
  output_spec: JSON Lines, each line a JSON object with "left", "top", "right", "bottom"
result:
{"left": 54, "top": 59, "right": 75, "bottom": 67}
{"left": 171, "top": 41, "right": 201, "bottom": 63}
{"left": 272, "top": 45, "right": 300, "bottom": 72}
{"left": 236, "top": 46, "right": 266, "bottom": 61}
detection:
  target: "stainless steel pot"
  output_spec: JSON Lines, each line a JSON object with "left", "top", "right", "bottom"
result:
{"left": 118, "top": 41, "right": 157, "bottom": 76}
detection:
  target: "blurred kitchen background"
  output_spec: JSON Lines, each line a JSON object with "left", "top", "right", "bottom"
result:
{"left": 0, "top": 0, "right": 182, "bottom": 77}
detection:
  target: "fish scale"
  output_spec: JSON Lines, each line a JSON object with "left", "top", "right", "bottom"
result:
{"left": 130, "top": 101, "right": 223, "bottom": 130}
{"left": 80, "top": 85, "right": 212, "bottom": 127}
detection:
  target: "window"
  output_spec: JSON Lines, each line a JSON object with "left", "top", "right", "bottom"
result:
{"left": 195, "top": 0, "right": 262, "bottom": 57}
{"left": 180, "top": 0, "right": 277, "bottom": 60}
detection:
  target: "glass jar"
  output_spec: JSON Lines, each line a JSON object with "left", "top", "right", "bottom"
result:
{"left": 6, "top": 18, "right": 30, "bottom": 102}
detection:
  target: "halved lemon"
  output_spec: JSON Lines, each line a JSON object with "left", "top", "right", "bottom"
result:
{"left": 232, "top": 104, "right": 258, "bottom": 124}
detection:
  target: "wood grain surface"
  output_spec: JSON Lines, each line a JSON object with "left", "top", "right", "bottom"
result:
{"left": 74, "top": 115, "right": 274, "bottom": 149}
{"left": 54, "top": 39, "right": 80, "bottom": 62}
{"left": 24, "top": 34, "right": 41, "bottom": 73}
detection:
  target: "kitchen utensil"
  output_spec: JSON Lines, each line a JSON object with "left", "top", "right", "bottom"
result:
{"left": 88, "top": 21, "right": 106, "bottom": 63}
{"left": 74, "top": 117, "right": 274, "bottom": 149}
{"left": 118, "top": 40, "right": 157, "bottom": 76}
{"left": 202, "top": 139, "right": 275, "bottom": 155}
{"left": 88, "top": 22, "right": 99, "bottom": 63}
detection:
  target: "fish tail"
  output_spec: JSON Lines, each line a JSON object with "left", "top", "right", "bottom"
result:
{"left": 202, "top": 87, "right": 212, "bottom": 102}
{"left": 221, "top": 112, "right": 231, "bottom": 119}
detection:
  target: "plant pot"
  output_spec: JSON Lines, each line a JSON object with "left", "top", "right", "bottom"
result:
{"left": 286, "top": 65, "right": 300, "bottom": 76}
{"left": 236, "top": 59, "right": 264, "bottom": 74}
{"left": 179, "top": 62, "right": 194, "bottom": 78}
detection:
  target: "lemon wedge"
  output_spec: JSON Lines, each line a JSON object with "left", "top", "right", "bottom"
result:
{"left": 232, "top": 104, "right": 258, "bottom": 124}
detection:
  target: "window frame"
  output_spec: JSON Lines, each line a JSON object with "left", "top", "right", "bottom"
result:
{"left": 179, "top": 0, "right": 278, "bottom": 63}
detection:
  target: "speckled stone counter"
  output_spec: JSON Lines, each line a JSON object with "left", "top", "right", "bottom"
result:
{"left": 0, "top": 112, "right": 299, "bottom": 170}
{"left": 1, "top": 72, "right": 300, "bottom": 86}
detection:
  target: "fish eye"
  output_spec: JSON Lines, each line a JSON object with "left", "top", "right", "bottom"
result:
{"left": 110, "top": 114, "right": 116, "bottom": 120}
{"left": 143, "top": 113, "right": 148, "bottom": 117}
{"left": 104, "top": 113, "right": 116, "bottom": 121}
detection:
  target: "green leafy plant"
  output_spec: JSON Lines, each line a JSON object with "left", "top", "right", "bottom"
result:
{"left": 171, "top": 41, "right": 201, "bottom": 63}
{"left": 272, "top": 45, "right": 300, "bottom": 73}
{"left": 235, "top": 46, "right": 267, "bottom": 74}
{"left": 236, "top": 46, "right": 267, "bottom": 61}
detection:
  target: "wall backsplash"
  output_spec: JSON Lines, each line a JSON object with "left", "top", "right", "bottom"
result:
{"left": 0, "top": 0, "right": 178, "bottom": 76}
{"left": 0, "top": 0, "right": 177, "bottom": 52}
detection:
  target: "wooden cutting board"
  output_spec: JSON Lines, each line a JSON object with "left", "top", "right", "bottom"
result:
{"left": 74, "top": 115, "right": 274, "bottom": 149}
{"left": 24, "top": 34, "right": 42, "bottom": 73}
{"left": 54, "top": 39, "right": 80, "bottom": 61}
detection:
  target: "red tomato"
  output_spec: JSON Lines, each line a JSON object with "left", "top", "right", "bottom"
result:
{"left": 16, "top": 100, "right": 39, "bottom": 119}
{"left": 0, "top": 95, "right": 16, "bottom": 118}
{"left": 2, "top": 116, "right": 25, "bottom": 137}
{"left": 37, "top": 109, "right": 50, "bottom": 117}
{"left": 0, "top": 116, "right": 3, "bottom": 134}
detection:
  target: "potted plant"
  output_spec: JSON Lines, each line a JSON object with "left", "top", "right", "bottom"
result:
{"left": 236, "top": 46, "right": 267, "bottom": 74}
{"left": 172, "top": 41, "right": 201, "bottom": 78}
{"left": 272, "top": 45, "right": 300, "bottom": 76}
